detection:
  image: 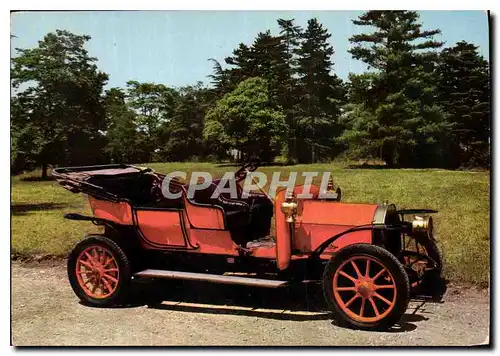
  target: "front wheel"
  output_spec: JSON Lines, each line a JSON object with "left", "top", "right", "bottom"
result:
{"left": 323, "top": 244, "right": 410, "bottom": 331}
{"left": 399, "top": 234, "right": 445, "bottom": 300}
{"left": 67, "top": 235, "right": 131, "bottom": 307}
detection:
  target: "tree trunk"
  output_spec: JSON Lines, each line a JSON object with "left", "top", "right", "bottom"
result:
{"left": 41, "top": 163, "right": 48, "bottom": 179}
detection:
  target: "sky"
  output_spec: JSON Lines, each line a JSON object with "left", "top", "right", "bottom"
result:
{"left": 10, "top": 10, "right": 490, "bottom": 89}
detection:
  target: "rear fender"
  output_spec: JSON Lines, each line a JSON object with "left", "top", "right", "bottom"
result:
{"left": 64, "top": 213, "right": 138, "bottom": 250}
{"left": 64, "top": 213, "right": 108, "bottom": 224}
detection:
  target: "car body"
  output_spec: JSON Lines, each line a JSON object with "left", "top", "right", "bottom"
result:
{"left": 53, "top": 162, "right": 444, "bottom": 330}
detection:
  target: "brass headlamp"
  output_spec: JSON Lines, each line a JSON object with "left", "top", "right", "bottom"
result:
{"left": 411, "top": 215, "right": 434, "bottom": 238}
{"left": 281, "top": 190, "right": 298, "bottom": 223}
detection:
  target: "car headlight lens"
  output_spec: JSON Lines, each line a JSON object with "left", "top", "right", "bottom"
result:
{"left": 411, "top": 215, "right": 433, "bottom": 238}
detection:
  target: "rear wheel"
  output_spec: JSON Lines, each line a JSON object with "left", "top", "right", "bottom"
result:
{"left": 68, "top": 235, "right": 131, "bottom": 307}
{"left": 323, "top": 244, "right": 410, "bottom": 331}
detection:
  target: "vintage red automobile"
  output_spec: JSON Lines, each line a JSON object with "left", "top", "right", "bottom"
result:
{"left": 53, "top": 162, "right": 444, "bottom": 330}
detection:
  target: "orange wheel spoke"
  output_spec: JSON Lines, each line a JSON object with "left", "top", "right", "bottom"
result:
{"left": 103, "top": 268, "right": 118, "bottom": 273}
{"left": 339, "top": 271, "right": 357, "bottom": 283}
{"left": 365, "top": 259, "right": 371, "bottom": 278}
{"left": 344, "top": 294, "right": 360, "bottom": 308}
{"left": 373, "top": 292, "right": 393, "bottom": 306}
{"left": 78, "top": 260, "right": 94, "bottom": 269}
{"left": 103, "top": 257, "right": 113, "bottom": 268}
{"left": 101, "top": 277, "right": 113, "bottom": 293}
{"left": 375, "top": 284, "right": 395, "bottom": 290}
{"left": 369, "top": 297, "right": 380, "bottom": 316}
{"left": 336, "top": 287, "right": 357, "bottom": 292}
{"left": 372, "top": 268, "right": 387, "bottom": 281}
{"left": 359, "top": 298, "right": 366, "bottom": 317}
{"left": 85, "top": 275, "right": 95, "bottom": 285}
{"left": 84, "top": 252, "right": 95, "bottom": 264}
{"left": 102, "top": 274, "right": 118, "bottom": 284}
{"left": 351, "top": 260, "right": 362, "bottom": 278}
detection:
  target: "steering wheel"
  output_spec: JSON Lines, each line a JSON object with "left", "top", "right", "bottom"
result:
{"left": 234, "top": 160, "right": 260, "bottom": 182}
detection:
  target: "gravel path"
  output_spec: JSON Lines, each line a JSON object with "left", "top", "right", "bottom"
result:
{"left": 11, "top": 261, "right": 490, "bottom": 346}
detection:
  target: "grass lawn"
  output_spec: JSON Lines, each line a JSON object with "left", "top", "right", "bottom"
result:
{"left": 11, "top": 162, "right": 490, "bottom": 285}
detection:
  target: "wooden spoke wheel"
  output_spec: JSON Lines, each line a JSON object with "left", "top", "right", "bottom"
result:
{"left": 68, "top": 235, "right": 131, "bottom": 307}
{"left": 76, "top": 245, "right": 120, "bottom": 299}
{"left": 399, "top": 235, "right": 443, "bottom": 290}
{"left": 323, "top": 244, "right": 409, "bottom": 331}
{"left": 333, "top": 256, "right": 397, "bottom": 323}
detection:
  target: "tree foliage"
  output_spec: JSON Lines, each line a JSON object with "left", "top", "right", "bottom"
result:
{"left": 340, "top": 11, "right": 451, "bottom": 167}
{"left": 295, "top": 18, "right": 346, "bottom": 163}
{"left": 11, "top": 30, "right": 108, "bottom": 177}
{"left": 11, "top": 15, "right": 491, "bottom": 171}
{"left": 204, "top": 77, "right": 287, "bottom": 161}
{"left": 104, "top": 88, "right": 150, "bottom": 163}
{"left": 160, "top": 83, "right": 210, "bottom": 161}
{"left": 438, "top": 41, "right": 490, "bottom": 167}
{"left": 212, "top": 18, "right": 345, "bottom": 163}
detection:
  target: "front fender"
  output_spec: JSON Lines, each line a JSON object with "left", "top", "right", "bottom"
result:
{"left": 311, "top": 224, "right": 407, "bottom": 258}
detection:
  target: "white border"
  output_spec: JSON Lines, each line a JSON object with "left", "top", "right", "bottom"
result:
{"left": 5, "top": 1, "right": 498, "bottom": 10}
{"left": 3, "top": 1, "right": 495, "bottom": 354}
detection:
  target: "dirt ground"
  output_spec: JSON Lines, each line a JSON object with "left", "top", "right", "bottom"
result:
{"left": 11, "top": 261, "right": 490, "bottom": 347}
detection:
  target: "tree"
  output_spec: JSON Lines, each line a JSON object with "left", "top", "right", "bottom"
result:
{"left": 223, "top": 30, "right": 289, "bottom": 99}
{"left": 296, "top": 18, "right": 345, "bottom": 163}
{"left": 11, "top": 30, "right": 108, "bottom": 177}
{"left": 438, "top": 41, "right": 490, "bottom": 167}
{"left": 341, "top": 11, "right": 449, "bottom": 167}
{"left": 204, "top": 77, "right": 287, "bottom": 161}
{"left": 207, "top": 58, "right": 231, "bottom": 98}
{"left": 103, "top": 88, "right": 149, "bottom": 163}
{"left": 277, "top": 18, "right": 303, "bottom": 162}
{"left": 124, "top": 81, "right": 179, "bottom": 161}
{"left": 217, "top": 28, "right": 298, "bottom": 161}
{"left": 161, "top": 83, "right": 210, "bottom": 161}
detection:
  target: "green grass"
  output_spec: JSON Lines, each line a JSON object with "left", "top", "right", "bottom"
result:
{"left": 11, "top": 162, "right": 490, "bottom": 285}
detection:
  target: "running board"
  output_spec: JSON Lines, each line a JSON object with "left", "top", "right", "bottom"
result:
{"left": 133, "top": 269, "right": 288, "bottom": 288}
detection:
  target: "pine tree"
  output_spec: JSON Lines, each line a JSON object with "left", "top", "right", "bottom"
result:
{"left": 438, "top": 41, "right": 490, "bottom": 167}
{"left": 207, "top": 58, "right": 231, "bottom": 97}
{"left": 296, "top": 18, "right": 345, "bottom": 163}
{"left": 341, "top": 11, "right": 449, "bottom": 167}
{"left": 277, "top": 18, "right": 302, "bottom": 162}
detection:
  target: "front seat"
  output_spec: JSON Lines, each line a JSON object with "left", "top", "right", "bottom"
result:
{"left": 187, "top": 182, "right": 251, "bottom": 246}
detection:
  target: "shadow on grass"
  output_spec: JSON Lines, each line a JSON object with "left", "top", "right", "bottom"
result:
{"left": 99, "top": 279, "right": 425, "bottom": 331}
{"left": 19, "top": 175, "right": 55, "bottom": 182}
{"left": 11, "top": 202, "right": 68, "bottom": 215}
{"left": 216, "top": 162, "right": 294, "bottom": 168}
{"left": 345, "top": 164, "right": 389, "bottom": 170}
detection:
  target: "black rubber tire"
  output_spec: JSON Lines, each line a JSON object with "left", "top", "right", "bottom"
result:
{"left": 323, "top": 244, "right": 410, "bottom": 331}
{"left": 401, "top": 234, "right": 444, "bottom": 296}
{"left": 412, "top": 235, "right": 445, "bottom": 300}
{"left": 67, "top": 235, "right": 132, "bottom": 307}
{"left": 412, "top": 234, "right": 443, "bottom": 269}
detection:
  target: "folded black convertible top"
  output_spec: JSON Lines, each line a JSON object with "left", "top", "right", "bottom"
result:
{"left": 52, "top": 164, "right": 153, "bottom": 202}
